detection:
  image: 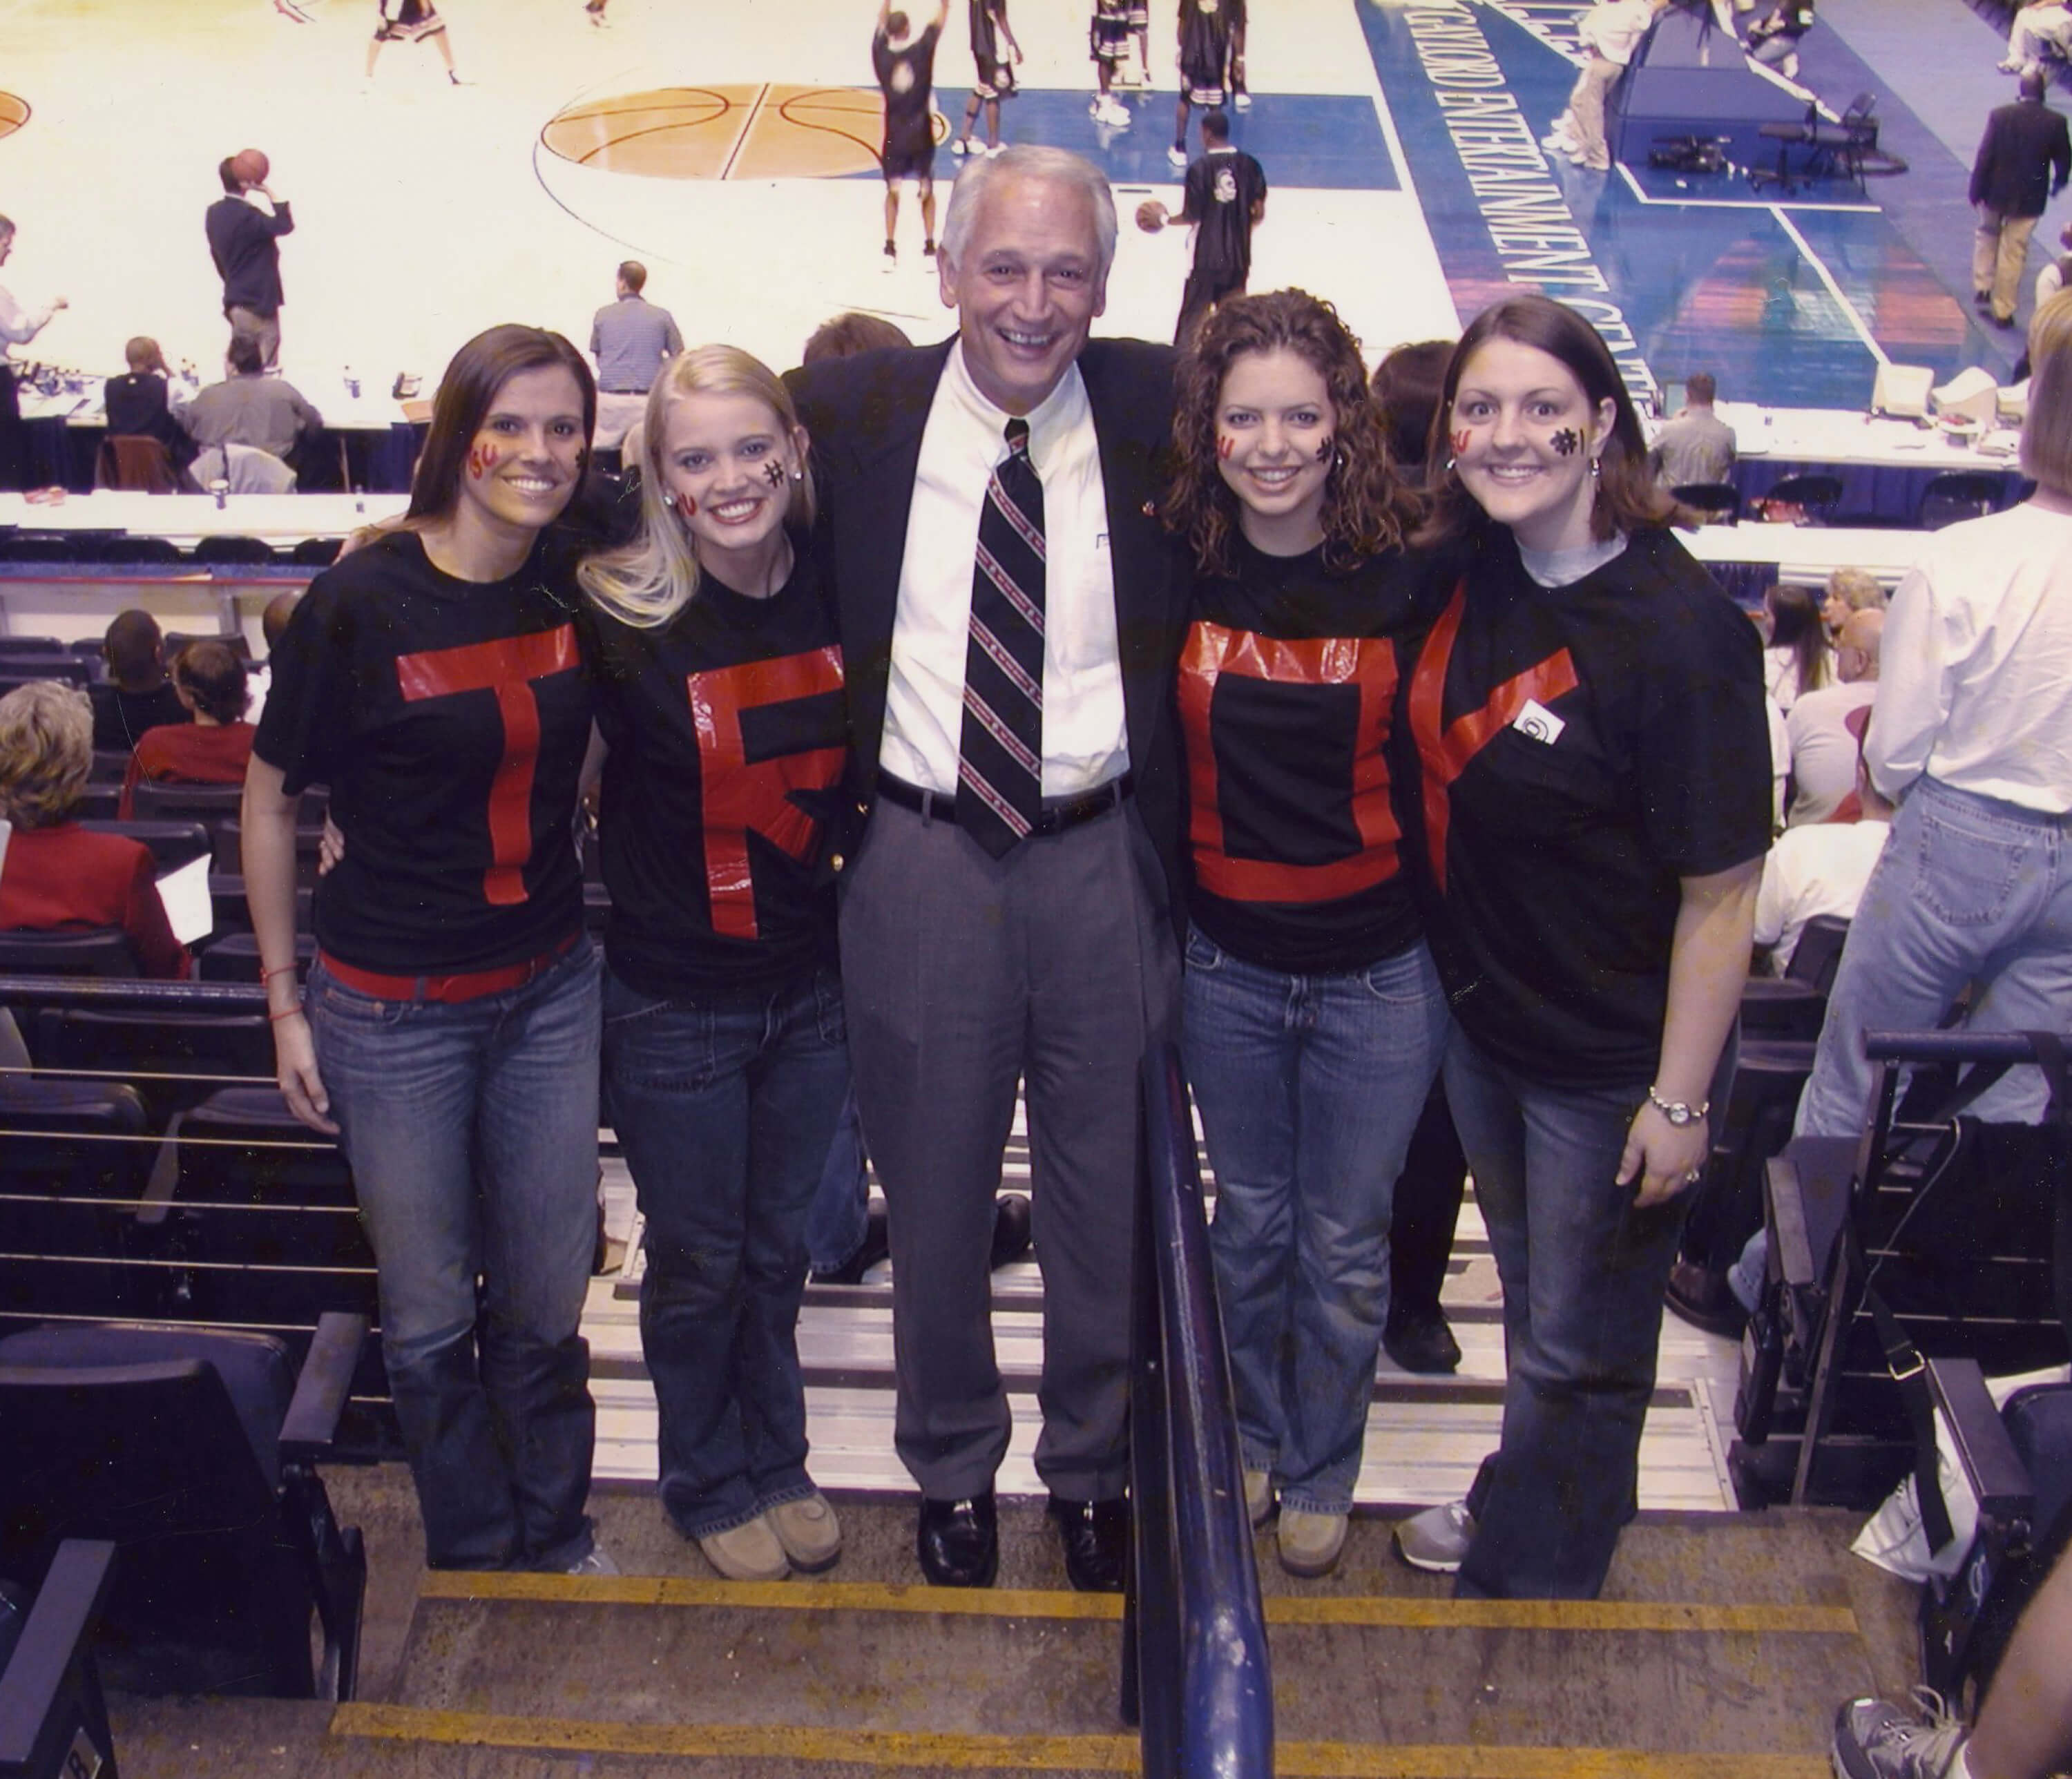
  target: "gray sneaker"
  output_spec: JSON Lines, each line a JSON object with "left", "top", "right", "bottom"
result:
{"left": 1393, "top": 1499, "right": 1475, "bottom": 1573}
{"left": 1243, "top": 1468, "right": 1274, "bottom": 1528}
{"left": 1832, "top": 1691, "right": 1969, "bottom": 1779}
{"left": 1278, "top": 1508, "right": 1348, "bottom": 1577}
{"left": 566, "top": 1545, "right": 620, "bottom": 1577}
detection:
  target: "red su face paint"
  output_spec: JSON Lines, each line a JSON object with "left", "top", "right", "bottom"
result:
{"left": 1216, "top": 434, "right": 1235, "bottom": 461}
{"left": 468, "top": 442, "right": 500, "bottom": 481}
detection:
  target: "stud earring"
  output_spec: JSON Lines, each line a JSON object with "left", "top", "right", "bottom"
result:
{"left": 1589, "top": 455, "right": 1602, "bottom": 480}
{"left": 662, "top": 492, "right": 676, "bottom": 507}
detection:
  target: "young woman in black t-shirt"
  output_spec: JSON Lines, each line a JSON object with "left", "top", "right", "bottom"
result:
{"left": 248, "top": 325, "right": 608, "bottom": 1575}
{"left": 1392, "top": 294, "right": 1769, "bottom": 1599}
{"left": 1164, "top": 290, "right": 1445, "bottom": 1578}
{"left": 577, "top": 347, "right": 850, "bottom": 1584}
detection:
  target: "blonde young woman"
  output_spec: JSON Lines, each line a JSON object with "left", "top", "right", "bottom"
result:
{"left": 578, "top": 347, "right": 850, "bottom": 1584}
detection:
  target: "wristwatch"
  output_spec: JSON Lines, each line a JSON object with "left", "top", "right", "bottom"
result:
{"left": 1647, "top": 1086, "right": 1709, "bottom": 1127}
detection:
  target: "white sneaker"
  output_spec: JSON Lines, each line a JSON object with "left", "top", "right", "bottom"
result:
{"left": 766, "top": 1492, "right": 843, "bottom": 1573}
{"left": 1233, "top": 90, "right": 1251, "bottom": 110}
{"left": 984, "top": 142, "right": 1007, "bottom": 157}
{"left": 1167, "top": 144, "right": 1188, "bottom": 169}
{"left": 1104, "top": 97, "right": 1133, "bottom": 126}
{"left": 698, "top": 1513, "right": 791, "bottom": 1581}
{"left": 1540, "top": 129, "right": 1575, "bottom": 153}
{"left": 1243, "top": 1468, "right": 1274, "bottom": 1528}
{"left": 1278, "top": 1509, "right": 1349, "bottom": 1578}
{"left": 951, "top": 136, "right": 972, "bottom": 156}
{"left": 1394, "top": 1499, "right": 1475, "bottom": 1573}
{"left": 565, "top": 1545, "right": 620, "bottom": 1576}
{"left": 1997, "top": 56, "right": 2025, "bottom": 72}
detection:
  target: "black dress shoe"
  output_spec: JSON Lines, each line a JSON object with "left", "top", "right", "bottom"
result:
{"left": 1665, "top": 1257, "right": 1747, "bottom": 1339}
{"left": 1383, "top": 1309, "right": 1462, "bottom": 1374}
{"left": 917, "top": 1490, "right": 998, "bottom": 1588}
{"left": 1047, "top": 1494, "right": 1128, "bottom": 1593}
{"left": 988, "top": 1193, "right": 1033, "bottom": 1270}
{"left": 811, "top": 1209, "right": 890, "bottom": 1285}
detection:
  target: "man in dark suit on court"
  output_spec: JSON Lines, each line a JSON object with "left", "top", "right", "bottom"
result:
{"left": 1970, "top": 69, "right": 2071, "bottom": 328}
{"left": 787, "top": 144, "right": 1186, "bottom": 1594}
{"left": 204, "top": 152, "right": 294, "bottom": 367}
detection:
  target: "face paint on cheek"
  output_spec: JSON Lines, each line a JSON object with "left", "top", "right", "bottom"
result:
{"left": 1216, "top": 434, "right": 1235, "bottom": 462}
{"left": 1448, "top": 429, "right": 1470, "bottom": 461}
{"left": 1314, "top": 435, "right": 1336, "bottom": 466}
{"left": 1548, "top": 427, "right": 1581, "bottom": 457}
{"left": 467, "top": 442, "right": 499, "bottom": 481}
{"left": 762, "top": 459, "right": 786, "bottom": 489}
{"left": 679, "top": 494, "right": 697, "bottom": 517}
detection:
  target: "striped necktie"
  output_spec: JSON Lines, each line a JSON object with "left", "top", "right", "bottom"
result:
{"left": 957, "top": 417, "right": 1046, "bottom": 856}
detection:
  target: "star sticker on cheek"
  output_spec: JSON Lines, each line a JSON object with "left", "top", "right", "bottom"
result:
{"left": 1548, "top": 427, "right": 1581, "bottom": 457}
{"left": 763, "top": 460, "right": 786, "bottom": 488}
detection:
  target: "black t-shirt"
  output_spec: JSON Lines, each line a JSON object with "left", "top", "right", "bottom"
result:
{"left": 969, "top": 0, "right": 1000, "bottom": 64}
{"left": 874, "top": 24, "right": 940, "bottom": 148}
{"left": 90, "top": 681, "right": 189, "bottom": 753}
{"left": 1403, "top": 527, "right": 1770, "bottom": 1087}
{"left": 1179, "top": 0, "right": 1234, "bottom": 93}
{"left": 1185, "top": 147, "right": 1267, "bottom": 285}
{"left": 253, "top": 529, "right": 591, "bottom": 973}
{"left": 584, "top": 543, "right": 845, "bottom": 998}
{"left": 1179, "top": 537, "right": 1427, "bottom": 974}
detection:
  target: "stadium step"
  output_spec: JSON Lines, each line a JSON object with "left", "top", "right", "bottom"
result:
{"left": 104, "top": 1490, "right": 1914, "bottom": 1777}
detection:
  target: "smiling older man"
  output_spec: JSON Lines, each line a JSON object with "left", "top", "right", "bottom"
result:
{"left": 787, "top": 145, "right": 1187, "bottom": 1595}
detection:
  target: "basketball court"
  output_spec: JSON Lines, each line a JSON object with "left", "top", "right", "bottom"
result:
{"left": 0, "top": 0, "right": 2051, "bottom": 417}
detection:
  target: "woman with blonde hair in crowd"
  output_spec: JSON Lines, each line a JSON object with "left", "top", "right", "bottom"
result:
{"left": 579, "top": 345, "right": 851, "bottom": 1583}
{"left": 0, "top": 679, "right": 187, "bottom": 978}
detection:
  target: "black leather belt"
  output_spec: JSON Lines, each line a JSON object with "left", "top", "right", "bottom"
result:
{"left": 876, "top": 770, "right": 1132, "bottom": 837}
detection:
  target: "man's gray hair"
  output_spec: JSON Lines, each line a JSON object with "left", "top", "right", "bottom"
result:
{"left": 939, "top": 146, "right": 1118, "bottom": 281}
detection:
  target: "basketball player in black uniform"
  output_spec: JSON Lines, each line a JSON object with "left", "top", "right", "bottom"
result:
{"left": 952, "top": 0, "right": 1022, "bottom": 156}
{"left": 1091, "top": 0, "right": 1133, "bottom": 126}
{"left": 367, "top": 0, "right": 460, "bottom": 84}
{"left": 1142, "top": 108, "right": 1266, "bottom": 345}
{"left": 1171, "top": 0, "right": 1238, "bottom": 166}
{"left": 873, "top": 0, "right": 949, "bottom": 267}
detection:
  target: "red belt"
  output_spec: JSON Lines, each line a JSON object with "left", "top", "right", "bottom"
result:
{"left": 318, "top": 932, "right": 579, "bottom": 1005}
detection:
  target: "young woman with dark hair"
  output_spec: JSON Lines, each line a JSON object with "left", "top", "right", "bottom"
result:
{"left": 576, "top": 347, "right": 851, "bottom": 1584}
{"left": 244, "top": 323, "right": 609, "bottom": 1575}
{"left": 1165, "top": 289, "right": 1446, "bottom": 1577}
{"left": 1762, "top": 580, "right": 1832, "bottom": 711}
{"left": 1392, "top": 292, "right": 1771, "bottom": 1598}
{"left": 117, "top": 640, "right": 255, "bottom": 816}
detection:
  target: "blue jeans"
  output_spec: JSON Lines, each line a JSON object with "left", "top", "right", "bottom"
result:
{"left": 804, "top": 1086, "right": 871, "bottom": 1275}
{"left": 602, "top": 963, "right": 850, "bottom": 1539}
{"left": 1184, "top": 929, "right": 1448, "bottom": 1515}
{"left": 1798, "top": 776, "right": 2072, "bottom": 1139}
{"left": 310, "top": 939, "right": 602, "bottom": 1572}
{"left": 1442, "top": 1026, "right": 1690, "bottom": 1599}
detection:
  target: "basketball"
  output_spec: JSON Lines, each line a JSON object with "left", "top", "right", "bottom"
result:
{"left": 1135, "top": 199, "right": 1167, "bottom": 233}
{"left": 233, "top": 148, "right": 270, "bottom": 185}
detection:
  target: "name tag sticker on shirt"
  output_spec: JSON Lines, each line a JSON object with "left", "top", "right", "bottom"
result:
{"left": 1513, "top": 699, "right": 1565, "bottom": 746}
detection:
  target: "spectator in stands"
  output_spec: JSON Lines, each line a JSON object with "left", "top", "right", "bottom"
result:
{"left": 1743, "top": 0, "right": 1814, "bottom": 80}
{"left": 1369, "top": 337, "right": 1452, "bottom": 486}
{"left": 103, "top": 337, "right": 198, "bottom": 475}
{"left": 1391, "top": 292, "right": 1770, "bottom": 1598}
{"left": 1761, "top": 581, "right": 1831, "bottom": 710}
{"left": 180, "top": 333, "right": 322, "bottom": 475}
{"left": 246, "top": 323, "right": 609, "bottom": 1575}
{"left": 800, "top": 311, "right": 912, "bottom": 365}
{"left": 577, "top": 346, "right": 852, "bottom": 1584}
{"left": 1547, "top": 0, "right": 1668, "bottom": 173}
{"left": 1647, "top": 372, "right": 1736, "bottom": 489}
{"left": 1163, "top": 290, "right": 1443, "bottom": 1577}
{"left": 90, "top": 610, "right": 189, "bottom": 753}
{"left": 589, "top": 261, "right": 682, "bottom": 454}
{"left": 0, "top": 214, "right": 68, "bottom": 493}
{"left": 0, "top": 680, "right": 188, "bottom": 978}
{"left": 1758, "top": 706, "right": 1890, "bottom": 973}
{"left": 242, "top": 590, "right": 298, "bottom": 730}
{"left": 1833, "top": 1530, "right": 2072, "bottom": 1779}
{"left": 117, "top": 640, "right": 254, "bottom": 817}
{"left": 1786, "top": 607, "right": 1881, "bottom": 825}
{"left": 1796, "top": 290, "right": 2072, "bottom": 1139}
{"left": 2001, "top": 0, "right": 2072, "bottom": 76}
{"left": 1969, "top": 69, "right": 2071, "bottom": 330}
{"left": 1820, "top": 564, "right": 1883, "bottom": 638}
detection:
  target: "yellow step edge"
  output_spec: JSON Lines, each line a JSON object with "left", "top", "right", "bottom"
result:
{"left": 330, "top": 1704, "right": 1830, "bottom": 1776}
{"left": 415, "top": 1570, "right": 1857, "bottom": 1636}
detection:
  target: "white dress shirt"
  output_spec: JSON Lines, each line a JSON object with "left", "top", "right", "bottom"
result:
{"left": 1755, "top": 818, "right": 1891, "bottom": 974}
{"left": 0, "top": 286, "right": 57, "bottom": 350}
{"left": 879, "top": 343, "right": 1129, "bottom": 800}
{"left": 1870, "top": 503, "right": 2072, "bottom": 813}
{"left": 1581, "top": 0, "right": 1658, "bottom": 64}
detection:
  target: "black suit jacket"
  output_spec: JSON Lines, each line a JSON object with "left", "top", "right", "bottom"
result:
{"left": 787, "top": 336, "right": 1189, "bottom": 930}
{"left": 1970, "top": 97, "right": 2072, "bottom": 219}
{"left": 204, "top": 195, "right": 295, "bottom": 316}
{"left": 103, "top": 372, "right": 196, "bottom": 470}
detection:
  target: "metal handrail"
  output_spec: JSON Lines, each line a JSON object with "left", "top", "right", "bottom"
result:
{"left": 1122, "top": 1041, "right": 1272, "bottom": 1776}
